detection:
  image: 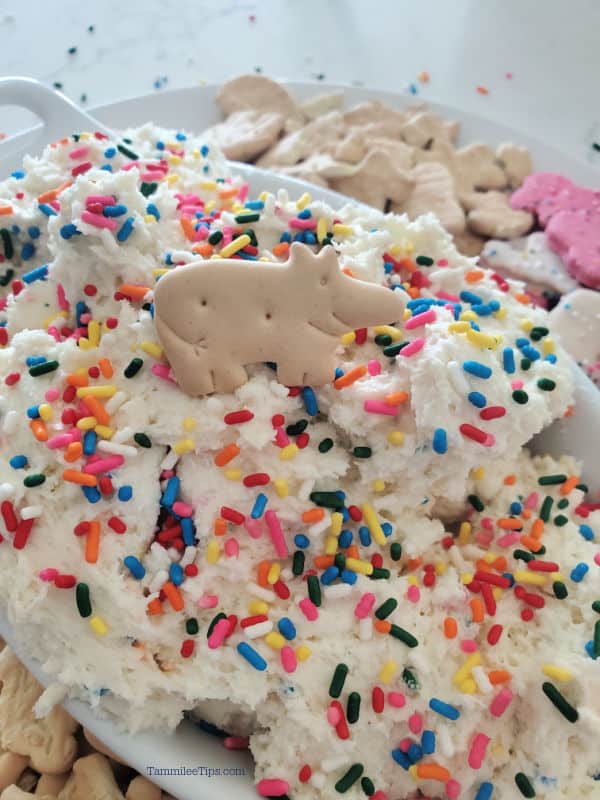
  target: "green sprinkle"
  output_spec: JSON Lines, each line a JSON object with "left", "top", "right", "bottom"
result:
{"left": 334, "top": 553, "right": 346, "bottom": 571}
{"left": 1, "top": 229, "right": 14, "bottom": 260}
{"left": 576, "top": 483, "right": 589, "bottom": 493}
{"left": 390, "top": 542, "right": 402, "bottom": 561}
{"left": 512, "top": 389, "right": 528, "bottom": 404}
{"left": 539, "top": 474, "right": 567, "bottom": 486}
{"left": 513, "top": 549, "right": 535, "bottom": 562}
{"left": 206, "top": 612, "right": 227, "bottom": 638}
{"left": 415, "top": 255, "right": 434, "bottom": 266}
{"left": 353, "top": 447, "right": 372, "bottom": 458}
{"left": 542, "top": 681, "right": 578, "bottom": 723}
{"left": 245, "top": 228, "right": 258, "bottom": 247}
{"left": 468, "top": 494, "right": 484, "bottom": 512}
{"left": 185, "top": 618, "right": 199, "bottom": 635}
{"left": 593, "top": 142, "right": 600, "bottom": 152}
{"left": 370, "top": 567, "right": 390, "bottom": 580}
{"left": 536, "top": 544, "right": 546, "bottom": 555}
{"left": 329, "top": 663, "right": 349, "bottom": 698}
{"left": 208, "top": 230, "right": 223, "bottom": 245}
{"left": 134, "top": 432, "right": 152, "bottom": 448}
{"left": 140, "top": 182, "right": 157, "bottom": 197}
{"left": 520, "top": 358, "right": 531, "bottom": 371}
{"left": 29, "top": 360, "right": 59, "bottom": 377}
{"left": 375, "top": 598, "right": 398, "bottom": 620}
{"left": 0, "top": 268, "right": 15, "bottom": 287}
{"left": 124, "top": 357, "right": 144, "bottom": 378}
{"left": 347, "top": 691, "right": 361, "bottom": 723}
{"left": 557, "top": 498, "right": 569, "bottom": 509}
{"left": 515, "top": 772, "right": 536, "bottom": 797}
{"left": 594, "top": 620, "right": 600, "bottom": 658}
{"left": 529, "top": 326, "right": 549, "bottom": 341}
{"left": 76, "top": 582, "right": 92, "bottom": 618}
{"left": 553, "top": 514, "right": 568, "bottom": 527}
{"left": 292, "top": 550, "right": 305, "bottom": 576}
{"left": 402, "top": 667, "right": 419, "bottom": 690}
{"left": 382, "top": 342, "right": 408, "bottom": 358}
{"left": 553, "top": 581, "right": 568, "bottom": 599}
{"left": 374, "top": 334, "right": 392, "bottom": 347}
{"left": 307, "top": 575, "right": 321, "bottom": 607}
{"left": 234, "top": 212, "right": 260, "bottom": 224}
{"left": 286, "top": 419, "right": 308, "bottom": 436}
{"left": 335, "top": 764, "right": 364, "bottom": 794}
{"left": 117, "top": 142, "right": 139, "bottom": 160}
{"left": 540, "top": 496, "right": 554, "bottom": 522}
{"left": 360, "top": 776, "right": 375, "bottom": 796}
{"left": 318, "top": 437, "right": 334, "bottom": 453}
{"left": 592, "top": 600, "right": 600, "bottom": 614}
{"left": 24, "top": 474, "right": 45, "bottom": 487}
{"left": 537, "top": 378, "right": 556, "bottom": 391}
{"left": 309, "top": 491, "right": 344, "bottom": 509}
{"left": 389, "top": 624, "right": 419, "bottom": 648}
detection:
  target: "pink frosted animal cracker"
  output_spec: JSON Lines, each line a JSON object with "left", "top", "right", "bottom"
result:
{"left": 545, "top": 207, "right": 600, "bottom": 289}
{"left": 154, "top": 243, "right": 405, "bottom": 396}
{"left": 510, "top": 172, "right": 600, "bottom": 227}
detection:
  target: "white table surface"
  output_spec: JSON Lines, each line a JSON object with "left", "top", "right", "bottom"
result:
{"left": 1, "top": 0, "right": 600, "bottom": 160}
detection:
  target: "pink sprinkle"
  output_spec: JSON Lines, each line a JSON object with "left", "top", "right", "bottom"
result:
{"left": 81, "top": 211, "right": 118, "bottom": 231}
{"left": 498, "top": 532, "right": 521, "bottom": 548}
{"left": 224, "top": 538, "right": 239, "bottom": 558}
{"left": 475, "top": 531, "right": 494, "bottom": 547}
{"left": 46, "top": 433, "right": 76, "bottom": 450}
{"left": 265, "top": 510, "right": 288, "bottom": 559}
{"left": 172, "top": 501, "right": 193, "bottom": 517}
{"left": 197, "top": 594, "right": 218, "bottom": 609}
{"left": 238, "top": 183, "right": 249, "bottom": 204}
{"left": 47, "top": 327, "right": 60, "bottom": 341}
{"left": 505, "top": 72, "right": 513, "bottom": 79}
{"left": 244, "top": 518, "right": 263, "bottom": 539}
{"left": 446, "top": 779, "right": 461, "bottom": 799}
{"left": 85, "top": 194, "right": 114, "bottom": 205}
{"left": 371, "top": 792, "right": 388, "bottom": 800}
{"left": 489, "top": 687, "right": 513, "bottom": 717}
{"left": 69, "top": 146, "right": 89, "bottom": 159}
{"left": 481, "top": 517, "right": 494, "bottom": 530}
{"left": 194, "top": 225, "right": 209, "bottom": 242}
{"left": 594, "top": 552, "right": 600, "bottom": 567}
{"left": 399, "top": 337, "right": 425, "bottom": 357}
{"left": 221, "top": 225, "right": 233, "bottom": 247}
{"left": 289, "top": 217, "right": 317, "bottom": 230}
{"left": 408, "top": 713, "right": 423, "bottom": 734}
{"left": 525, "top": 491, "right": 539, "bottom": 509}
{"left": 281, "top": 645, "right": 297, "bottom": 673}
{"left": 460, "top": 639, "right": 478, "bottom": 653}
{"left": 511, "top": 380, "right": 524, "bottom": 390}
{"left": 367, "top": 359, "right": 381, "bottom": 376}
{"left": 299, "top": 597, "right": 318, "bottom": 621}
{"left": 405, "top": 309, "right": 436, "bottom": 329}
{"left": 56, "top": 283, "right": 70, "bottom": 311}
{"left": 354, "top": 592, "right": 376, "bottom": 619}
{"left": 437, "top": 290, "right": 460, "bottom": 302}
{"left": 207, "top": 617, "right": 230, "bottom": 649}
{"left": 406, "top": 584, "right": 420, "bottom": 603}
{"left": 468, "top": 732, "right": 490, "bottom": 769}
{"left": 364, "top": 399, "right": 398, "bottom": 417}
{"left": 388, "top": 692, "right": 406, "bottom": 708}
{"left": 437, "top": 258, "right": 449, "bottom": 267}
{"left": 151, "top": 363, "right": 177, "bottom": 382}
{"left": 39, "top": 568, "right": 59, "bottom": 581}
{"left": 44, "top": 388, "right": 60, "bottom": 402}
{"left": 327, "top": 704, "right": 342, "bottom": 726}
{"left": 398, "top": 737, "right": 412, "bottom": 752}
{"left": 223, "top": 736, "right": 249, "bottom": 750}
{"left": 257, "top": 779, "right": 290, "bottom": 798}
{"left": 274, "top": 427, "right": 290, "bottom": 447}
{"left": 83, "top": 455, "right": 124, "bottom": 475}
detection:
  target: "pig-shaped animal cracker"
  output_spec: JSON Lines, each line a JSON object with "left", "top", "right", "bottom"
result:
{"left": 154, "top": 242, "right": 405, "bottom": 396}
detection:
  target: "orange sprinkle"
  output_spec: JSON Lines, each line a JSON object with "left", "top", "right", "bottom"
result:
{"left": 162, "top": 581, "right": 184, "bottom": 612}
{"left": 218, "top": 187, "right": 239, "bottom": 200}
{"left": 82, "top": 396, "right": 110, "bottom": 425}
{"left": 374, "top": 620, "right": 391, "bottom": 634}
{"left": 470, "top": 597, "right": 485, "bottom": 623}
{"left": 257, "top": 561, "right": 270, "bottom": 588}
{"left": 497, "top": 518, "right": 523, "bottom": 530}
{"left": 406, "top": 556, "right": 423, "bottom": 571}
{"left": 62, "top": 469, "right": 97, "bottom": 487}
{"left": 398, "top": 256, "right": 417, "bottom": 274}
{"left": 147, "top": 598, "right": 163, "bottom": 615}
{"left": 492, "top": 556, "right": 507, "bottom": 572}
{"left": 476, "top": 560, "right": 493, "bottom": 573}
{"left": 465, "top": 269, "right": 485, "bottom": 283}
{"left": 520, "top": 534, "right": 543, "bottom": 552}
{"left": 488, "top": 669, "right": 512, "bottom": 685}
{"left": 85, "top": 520, "right": 100, "bottom": 564}
{"left": 64, "top": 442, "right": 83, "bottom": 463}
{"left": 302, "top": 508, "right": 325, "bottom": 524}
{"left": 272, "top": 241, "right": 290, "bottom": 257}
{"left": 444, "top": 617, "right": 458, "bottom": 639}
{"left": 214, "top": 518, "right": 227, "bottom": 536}
{"left": 0, "top": 205, "right": 14, "bottom": 216}
{"left": 29, "top": 419, "right": 48, "bottom": 442}
{"left": 334, "top": 365, "right": 367, "bottom": 390}
{"left": 180, "top": 217, "right": 196, "bottom": 241}
{"left": 214, "top": 444, "right": 240, "bottom": 467}
{"left": 416, "top": 764, "right": 451, "bottom": 782}
{"left": 384, "top": 391, "right": 409, "bottom": 406}
{"left": 341, "top": 267, "right": 355, "bottom": 278}
{"left": 98, "top": 358, "right": 114, "bottom": 379}
{"left": 530, "top": 518, "right": 545, "bottom": 540}
{"left": 564, "top": 405, "right": 574, "bottom": 418}
{"left": 346, "top": 545, "right": 360, "bottom": 560}
{"left": 119, "top": 284, "right": 151, "bottom": 301}
{"left": 521, "top": 509, "right": 532, "bottom": 520}
{"left": 476, "top": 85, "right": 489, "bottom": 95}
{"left": 191, "top": 242, "right": 214, "bottom": 257}
{"left": 66, "top": 373, "right": 88, "bottom": 387}
{"left": 406, "top": 286, "right": 421, "bottom": 299}
{"left": 37, "top": 180, "right": 71, "bottom": 203}
{"left": 504, "top": 474, "right": 517, "bottom": 485}
{"left": 515, "top": 292, "right": 531, "bottom": 305}
{"left": 314, "top": 555, "right": 335, "bottom": 569}
{"left": 560, "top": 476, "right": 579, "bottom": 496}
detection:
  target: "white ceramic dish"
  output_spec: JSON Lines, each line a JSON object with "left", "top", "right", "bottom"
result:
{"left": 0, "top": 78, "right": 599, "bottom": 800}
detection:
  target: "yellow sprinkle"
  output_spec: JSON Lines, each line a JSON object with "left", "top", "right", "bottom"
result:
{"left": 224, "top": 468, "right": 241, "bottom": 481}
{"left": 483, "top": 552, "right": 496, "bottom": 564}
{"left": 205, "top": 200, "right": 216, "bottom": 213}
{"left": 201, "top": 181, "right": 217, "bottom": 191}
{"left": 38, "top": 404, "right": 53, "bottom": 422}
{"left": 387, "top": 431, "right": 405, "bottom": 446}
{"left": 76, "top": 385, "right": 117, "bottom": 399}
{"left": 492, "top": 587, "right": 502, "bottom": 600}
{"left": 166, "top": 174, "right": 179, "bottom": 185}
{"left": 330, "top": 512, "right": 343, "bottom": 537}
{"left": 78, "top": 338, "right": 93, "bottom": 350}
{"left": 79, "top": 132, "right": 91, "bottom": 141}
{"left": 449, "top": 321, "right": 471, "bottom": 333}
{"left": 550, "top": 571, "right": 565, "bottom": 582}
{"left": 296, "top": 645, "right": 311, "bottom": 661}
{"left": 94, "top": 425, "right": 114, "bottom": 440}
{"left": 296, "top": 192, "right": 312, "bottom": 210}
{"left": 459, "top": 310, "right": 478, "bottom": 322}
{"left": 206, "top": 539, "right": 220, "bottom": 564}
{"left": 140, "top": 341, "right": 164, "bottom": 360}
{"left": 88, "top": 320, "right": 101, "bottom": 347}
{"left": 168, "top": 154, "right": 182, "bottom": 165}
{"left": 340, "top": 331, "right": 356, "bottom": 346}
{"left": 520, "top": 319, "right": 534, "bottom": 332}
{"left": 89, "top": 616, "right": 108, "bottom": 636}
{"left": 345, "top": 557, "right": 374, "bottom": 576}
{"left": 362, "top": 503, "right": 386, "bottom": 546}
{"left": 373, "top": 325, "right": 404, "bottom": 342}
{"left": 173, "top": 438, "right": 195, "bottom": 455}
{"left": 191, "top": 149, "right": 200, "bottom": 159}
{"left": 494, "top": 307, "right": 507, "bottom": 320}
{"left": 389, "top": 244, "right": 403, "bottom": 256}
{"left": 542, "top": 664, "right": 573, "bottom": 682}
{"left": 183, "top": 417, "right": 197, "bottom": 432}
{"left": 220, "top": 234, "right": 251, "bottom": 258}
{"left": 453, "top": 653, "right": 482, "bottom": 685}
{"left": 76, "top": 416, "right": 97, "bottom": 431}
{"left": 279, "top": 443, "right": 299, "bottom": 461}
{"left": 471, "top": 466, "right": 486, "bottom": 480}
{"left": 373, "top": 479, "right": 386, "bottom": 493}
{"left": 466, "top": 328, "right": 501, "bottom": 350}
{"left": 274, "top": 478, "right": 288, "bottom": 498}
{"left": 332, "top": 223, "right": 353, "bottom": 236}
{"left": 434, "top": 561, "right": 447, "bottom": 576}
{"left": 258, "top": 191, "right": 268, "bottom": 202}
{"left": 459, "top": 678, "right": 478, "bottom": 694}
{"left": 267, "top": 563, "right": 281, "bottom": 585}
{"left": 379, "top": 660, "right": 397, "bottom": 685}
{"left": 144, "top": 214, "right": 157, "bottom": 224}
{"left": 43, "top": 310, "right": 68, "bottom": 329}
{"left": 461, "top": 572, "right": 474, "bottom": 585}
{"left": 403, "top": 308, "right": 412, "bottom": 321}
{"left": 407, "top": 575, "right": 419, "bottom": 586}
{"left": 317, "top": 217, "right": 328, "bottom": 243}
{"left": 513, "top": 570, "right": 547, "bottom": 586}
{"left": 265, "top": 631, "right": 286, "bottom": 650}
{"left": 324, "top": 536, "right": 338, "bottom": 556}
{"left": 543, "top": 338, "right": 555, "bottom": 355}
{"left": 249, "top": 600, "right": 269, "bottom": 615}
{"left": 458, "top": 521, "right": 471, "bottom": 544}
{"left": 408, "top": 765, "right": 418, "bottom": 781}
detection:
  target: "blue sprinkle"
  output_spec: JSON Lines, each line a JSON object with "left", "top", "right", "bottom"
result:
{"left": 432, "top": 428, "right": 447, "bottom": 454}
{"left": 391, "top": 748, "right": 411, "bottom": 770}
{"left": 75, "top": 301, "right": 88, "bottom": 328}
{"left": 570, "top": 562, "right": 589, "bottom": 583}
{"left": 359, "top": 526, "right": 372, "bottom": 547}
{"left": 11, "top": 170, "right": 25, "bottom": 179}
{"left": 118, "top": 485, "right": 133, "bottom": 502}
{"left": 294, "top": 534, "right": 310, "bottom": 549}
{"left": 384, "top": 261, "right": 394, "bottom": 274}
{"left": 502, "top": 572, "right": 515, "bottom": 587}
{"left": 22, "top": 264, "right": 48, "bottom": 284}
{"left": 181, "top": 517, "right": 195, "bottom": 546}
{"left": 382, "top": 522, "right": 393, "bottom": 537}
{"left": 341, "top": 569, "right": 357, "bottom": 585}
{"left": 503, "top": 347, "right": 515, "bottom": 374}
{"left": 83, "top": 430, "right": 97, "bottom": 456}
{"left": 472, "top": 303, "right": 494, "bottom": 316}
{"left": 175, "top": 131, "right": 187, "bottom": 141}
{"left": 516, "top": 337, "right": 529, "bottom": 349}
{"left": 10, "top": 224, "right": 19, "bottom": 234}
{"left": 277, "top": 617, "right": 296, "bottom": 640}
{"left": 82, "top": 485, "right": 101, "bottom": 503}
{"left": 104, "top": 147, "right": 117, "bottom": 158}
{"left": 156, "top": 141, "right": 165, "bottom": 151}
{"left": 169, "top": 562, "right": 184, "bottom": 586}
{"left": 470, "top": 321, "right": 481, "bottom": 331}
{"left": 237, "top": 642, "right": 267, "bottom": 671}
{"left": 9, "top": 455, "right": 28, "bottom": 469}
{"left": 510, "top": 502, "right": 522, "bottom": 515}
{"left": 60, "top": 223, "right": 80, "bottom": 240}
{"left": 334, "top": 367, "right": 344, "bottom": 380}
{"left": 146, "top": 203, "right": 160, "bottom": 220}
{"left": 407, "top": 743, "right": 422, "bottom": 763}
{"left": 161, "top": 476, "right": 179, "bottom": 508}
{"left": 293, "top": 231, "right": 304, "bottom": 243}
{"left": 21, "top": 242, "right": 35, "bottom": 261}
{"left": 579, "top": 524, "right": 595, "bottom": 541}
{"left": 408, "top": 83, "right": 418, "bottom": 95}
{"left": 245, "top": 200, "right": 264, "bottom": 210}
{"left": 429, "top": 698, "right": 460, "bottom": 720}
{"left": 117, "top": 217, "right": 135, "bottom": 242}
{"left": 341, "top": 506, "right": 350, "bottom": 523}
{"left": 338, "top": 529, "right": 353, "bottom": 548}
{"left": 38, "top": 204, "right": 57, "bottom": 217}
{"left": 463, "top": 360, "right": 492, "bottom": 379}
{"left": 421, "top": 730, "right": 435, "bottom": 755}
{"left": 320, "top": 566, "right": 339, "bottom": 585}
{"left": 475, "top": 783, "right": 494, "bottom": 800}
{"left": 521, "top": 345, "right": 540, "bottom": 361}
{"left": 460, "top": 290, "right": 482, "bottom": 305}
{"left": 124, "top": 555, "right": 145, "bottom": 579}
{"left": 545, "top": 353, "right": 557, "bottom": 364}
{"left": 585, "top": 640, "right": 598, "bottom": 660}
{"left": 302, "top": 386, "right": 319, "bottom": 416}
{"left": 100, "top": 164, "right": 113, "bottom": 172}
{"left": 28, "top": 226, "right": 40, "bottom": 239}
{"left": 468, "top": 391, "right": 487, "bottom": 408}
{"left": 26, "top": 355, "right": 46, "bottom": 366}
{"left": 26, "top": 405, "right": 40, "bottom": 419}
{"left": 200, "top": 144, "right": 209, "bottom": 157}
{"left": 251, "top": 493, "right": 268, "bottom": 519}
{"left": 280, "top": 231, "right": 291, "bottom": 243}
{"left": 103, "top": 204, "right": 128, "bottom": 217}
{"left": 297, "top": 208, "right": 312, "bottom": 219}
